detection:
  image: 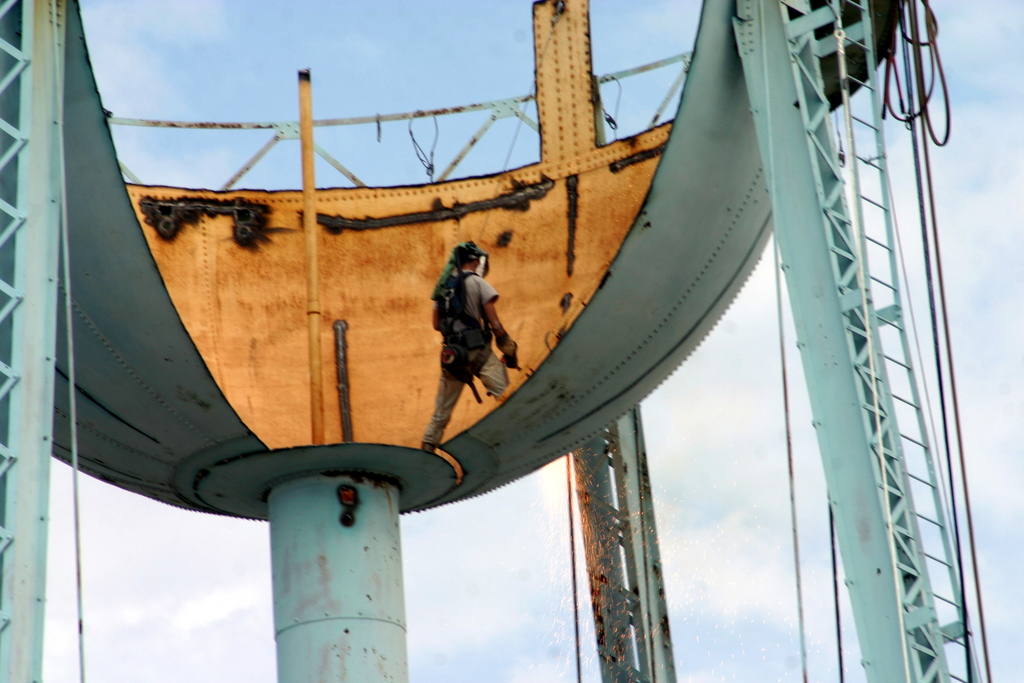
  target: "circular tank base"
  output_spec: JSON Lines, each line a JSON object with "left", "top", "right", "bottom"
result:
{"left": 189, "top": 443, "right": 461, "bottom": 519}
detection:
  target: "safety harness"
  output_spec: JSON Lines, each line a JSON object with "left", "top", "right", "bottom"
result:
{"left": 435, "top": 269, "right": 491, "bottom": 403}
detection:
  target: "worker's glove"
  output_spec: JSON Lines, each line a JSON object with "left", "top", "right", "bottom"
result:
{"left": 496, "top": 333, "right": 518, "bottom": 369}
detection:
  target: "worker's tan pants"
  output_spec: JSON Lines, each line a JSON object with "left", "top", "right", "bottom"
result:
{"left": 422, "top": 346, "right": 507, "bottom": 448}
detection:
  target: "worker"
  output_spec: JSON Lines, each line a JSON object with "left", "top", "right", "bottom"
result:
{"left": 422, "top": 242, "right": 518, "bottom": 452}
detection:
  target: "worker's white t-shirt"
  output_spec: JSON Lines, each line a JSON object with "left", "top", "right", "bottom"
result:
{"left": 459, "top": 270, "right": 498, "bottom": 330}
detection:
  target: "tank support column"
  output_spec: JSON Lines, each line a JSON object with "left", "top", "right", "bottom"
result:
{"left": 268, "top": 474, "right": 408, "bottom": 683}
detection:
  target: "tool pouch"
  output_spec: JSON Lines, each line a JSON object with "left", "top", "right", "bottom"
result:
{"left": 462, "top": 327, "right": 486, "bottom": 350}
{"left": 440, "top": 341, "right": 469, "bottom": 373}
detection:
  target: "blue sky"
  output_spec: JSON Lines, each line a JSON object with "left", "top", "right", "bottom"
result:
{"left": 41, "top": 1, "right": 1024, "bottom": 682}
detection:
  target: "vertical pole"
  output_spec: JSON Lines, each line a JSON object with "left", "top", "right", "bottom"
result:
{"left": 0, "top": 1, "right": 65, "bottom": 681}
{"left": 298, "top": 70, "right": 324, "bottom": 445}
{"left": 269, "top": 474, "right": 408, "bottom": 683}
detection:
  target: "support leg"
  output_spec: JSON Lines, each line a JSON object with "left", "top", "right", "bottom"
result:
{"left": 733, "top": 2, "right": 949, "bottom": 681}
{"left": 573, "top": 407, "right": 676, "bottom": 683}
{"left": 269, "top": 474, "right": 408, "bottom": 683}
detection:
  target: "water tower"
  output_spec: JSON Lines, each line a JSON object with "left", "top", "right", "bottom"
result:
{"left": 0, "top": 0, "right": 981, "bottom": 682}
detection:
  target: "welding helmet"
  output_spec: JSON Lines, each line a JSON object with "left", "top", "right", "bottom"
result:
{"left": 454, "top": 241, "right": 488, "bottom": 265}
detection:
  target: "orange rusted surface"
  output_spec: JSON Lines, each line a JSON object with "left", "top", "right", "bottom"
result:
{"left": 126, "top": 0, "right": 669, "bottom": 451}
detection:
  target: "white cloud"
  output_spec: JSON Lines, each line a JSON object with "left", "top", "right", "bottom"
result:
{"left": 81, "top": 0, "right": 229, "bottom": 118}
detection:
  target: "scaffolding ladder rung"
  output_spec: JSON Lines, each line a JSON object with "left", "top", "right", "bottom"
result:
{"left": 883, "top": 353, "right": 911, "bottom": 370}
{"left": 860, "top": 193, "right": 887, "bottom": 210}
{"left": 906, "top": 472, "right": 936, "bottom": 491}
{"left": 923, "top": 552, "right": 953, "bottom": 569}
{"left": 847, "top": 75, "right": 873, "bottom": 91}
{"left": 865, "top": 234, "right": 893, "bottom": 250}
{"left": 870, "top": 275, "right": 896, "bottom": 290}
{"left": 852, "top": 115, "right": 879, "bottom": 131}
{"left": 892, "top": 393, "right": 920, "bottom": 410}
{"left": 857, "top": 155, "right": 884, "bottom": 171}
{"left": 844, "top": 37, "right": 869, "bottom": 52}
{"left": 896, "top": 430, "right": 925, "bottom": 450}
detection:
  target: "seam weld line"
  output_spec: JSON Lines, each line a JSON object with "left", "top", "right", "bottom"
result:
{"left": 275, "top": 615, "right": 407, "bottom": 638}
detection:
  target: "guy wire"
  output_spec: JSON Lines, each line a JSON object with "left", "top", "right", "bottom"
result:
{"left": 52, "top": 0, "right": 86, "bottom": 680}
{"left": 566, "top": 454, "right": 583, "bottom": 683}
{"left": 774, "top": 236, "right": 809, "bottom": 683}
{"left": 830, "top": 505, "right": 845, "bottom": 683}
{"left": 906, "top": 1, "right": 991, "bottom": 679}
{"left": 896, "top": 5, "right": 976, "bottom": 679}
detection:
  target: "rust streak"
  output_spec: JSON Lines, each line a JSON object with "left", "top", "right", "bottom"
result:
{"left": 609, "top": 142, "right": 667, "bottom": 173}
{"left": 334, "top": 320, "right": 354, "bottom": 443}
{"left": 317, "top": 178, "right": 554, "bottom": 233}
{"left": 566, "top": 175, "right": 578, "bottom": 276}
{"left": 139, "top": 196, "right": 271, "bottom": 247}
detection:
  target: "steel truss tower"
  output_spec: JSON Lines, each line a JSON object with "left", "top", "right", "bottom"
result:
{"left": 734, "top": 1, "right": 968, "bottom": 681}
{"left": 0, "top": 1, "right": 65, "bottom": 682}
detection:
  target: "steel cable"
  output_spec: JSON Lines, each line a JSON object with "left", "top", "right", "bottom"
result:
{"left": 51, "top": 0, "right": 86, "bottom": 681}
{"left": 774, "top": 237, "right": 809, "bottom": 683}
{"left": 895, "top": 5, "right": 978, "bottom": 679}
{"left": 566, "top": 454, "right": 583, "bottom": 683}
{"left": 904, "top": 1, "right": 992, "bottom": 679}
{"left": 882, "top": 0, "right": 950, "bottom": 146}
{"left": 829, "top": 506, "right": 845, "bottom": 683}
{"left": 408, "top": 115, "right": 439, "bottom": 182}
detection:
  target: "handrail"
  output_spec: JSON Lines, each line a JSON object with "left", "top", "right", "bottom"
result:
{"left": 108, "top": 52, "right": 691, "bottom": 190}
{"left": 106, "top": 94, "right": 537, "bottom": 131}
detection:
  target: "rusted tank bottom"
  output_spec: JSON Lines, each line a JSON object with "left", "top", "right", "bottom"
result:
{"left": 269, "top": 474, "right": 408, "bottom": 683}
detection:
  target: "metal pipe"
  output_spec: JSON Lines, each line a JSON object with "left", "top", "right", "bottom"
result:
{"left": 299, "top": 70, "right": 324, "bottom": 445}
{"left": 269, "top": 474, "right": 408, "bottom": 683}
{"left": 334, "top": 320, "right": 353, "bottom": 442}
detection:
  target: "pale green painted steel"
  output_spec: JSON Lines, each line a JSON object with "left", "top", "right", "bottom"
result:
{"left": 734, "top": 1, "right": 956, "bottom": 682}
{"left": 268, "top": 474, "right": 408, "bottom": 683}
{"left": 573, "top": 407, "right": 675, "bottom": 683}
{"left": 829, "top": 2, "right": 972, "bottom": 679}
{"left": 0, "top": 1, "right": 65, "bottom": 681}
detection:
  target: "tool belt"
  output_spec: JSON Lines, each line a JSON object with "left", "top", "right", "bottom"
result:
{"left": 440, "top": 326, "right": 490, "bottom": 371}
{"left": 439, "top": 334, "right": 485, "bottom": 404}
